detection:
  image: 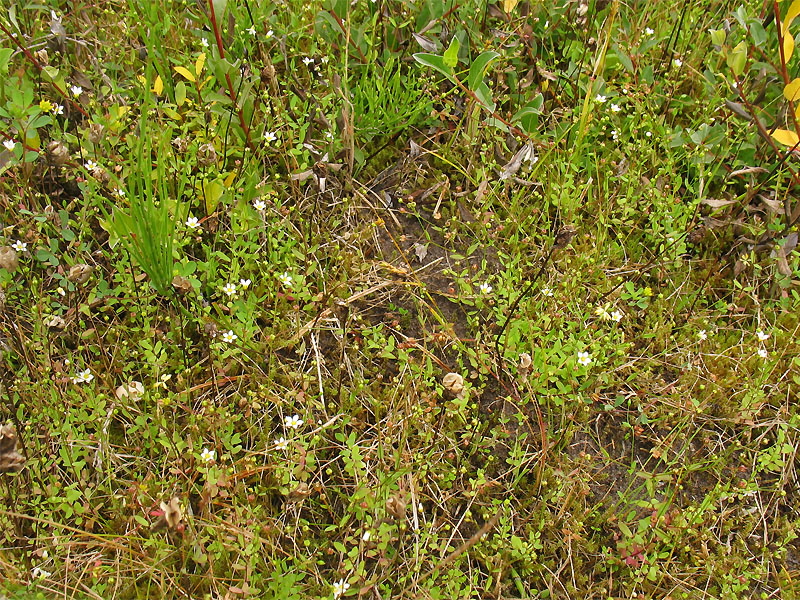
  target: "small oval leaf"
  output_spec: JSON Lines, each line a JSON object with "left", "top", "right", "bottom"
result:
{"left": 772, "top": 128, "right": 800, "bottom": 147}
{"left": 784, "top": 78, "right": 800, "bottom": 101}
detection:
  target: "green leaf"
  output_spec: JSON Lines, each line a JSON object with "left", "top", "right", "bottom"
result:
{"left": 443, "top": 36, "right": 460, "bottom": 68}
{"left": 472, "top": 81, "right": 496, "bottom": 112}
{"left": 727, "top": 41, "right": 747, "bottom": 77}
{"left": 613, "top": 44, "right": 635, "bottom": 74}
{"left": 413, "top": 53, "right": 455, "bottom": 82}
{"left": 709, "top": 29, "right": 726, "bottom": 47}
{"left": 467, "top": 51, "right": 500, "bottom": 91}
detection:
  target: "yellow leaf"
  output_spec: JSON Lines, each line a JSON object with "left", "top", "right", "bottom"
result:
{"left": 502, "top": 0, "right": 519, "bottom": 12}
{"left": 772, "top": 128, "right": 800, "bottom": 147}
{"left": 25, "top": 130, "right": 40, "bottom": 150}
{"left": 153, "top": 75, "right": 164, "bottom": 96}
{"left": 785, "top": 0, "right": 800, "bottom": 34}
{"left": 174, "top": 66, "right": 196, "bottom": 83}
{"left": 195, "top": 52, "right": 206, "bottom": 77}
{"left": 785, "top": 33, "right": 796, "bottom": 63}
{"left": 785, "top": 78, "right": 800, "bottom": 101}
{"left": 223, "top": 171, "right": 236, "bottom": 187}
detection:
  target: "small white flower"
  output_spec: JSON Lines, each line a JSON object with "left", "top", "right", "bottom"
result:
{"left": 56, "top": 287, "right": 66, "bottom": 297}
{"left": 201, "top": 38, "right": 209, "bottom": 48}
{"left": 645, "top": 131, "right": 652, "bottom": 137}
{"left": 71, "top": 85, "right": 83, "bottom": 97}
{"left": 756, "top": 330, "right": 770, "bottom": 341}
{"left": 114, "top": 188, "right": 125, "bottom": 198}
{"left": 362, "top": 530, "right": 371, "bottom": 541}
{"left": 673, "top": 58, "right": 683, "bottom": 67}
{"left": 263, "top": 130, "right": 277, "bottom": 143}
{"left": 266, "top": 29, "right": 274, "bottom": 38}
{"left": 274, "top": 437, "right": 288, "bottom": 451}
{"left": 758, "top": 347, "right": 768, "bottom": 358}
{"left": 610, "top": 103, "right": 621, "bottom": 113}
{"left": 253, "top": 198, "right": 267, "bottom": 211}
{"left": 85, "top": 160, "right": 97, "bottom": 171}
{"left": 303, "top": 56, "right": 314, "bottom": 66}
{"left": 611, "top": 129, "right": 618, "bottom": 140}
{"left": 31, "top": 566, "right": 51, "bottom": 579}
{"left": 332, "top": 579, "right": 351, "bottom": 599}
{"left": 71, "top": 369, "right": 94, "bottom": 384}
{"left": 221, "top": 330, "right": 238, "bottom": 343}
{"left": 698, "top": 330, "right": 707, "bottom": 341}
{"left": 53, "top": 104, "right": 64, "bottom": 115}
{"left": 200, "top": 447, "right": 215, "bottom": 463}
{"left": 479, "top": 282, "right": 493, "bottom": 294}
{"left": 239, "top": 278, "right": 251, "bottom": 289}
{"left": 285, "top": 414, "right": 303, "bottom": 429}
{"left": 320, "top": 56, "right": 329, "bottom": 64}
{"left": 3, "top": 139, "right": 15, "bottom": 151}
{"left": 325, "top": 130, "right": 334, "bottom": 140}
{"left": 246, "top": 26, "right": 256, "bottom": 35}
{"left": 611, "top": 310, "right": 623, "bottom": 323}
{"left": 645, "top": 27, "right": 654, "bottom": 36}
{"left": 222, "top": 282, "right": 238, "bottom": 297}
{"left": 577, "top": 351, "right": 592, "bottom": 366}
{"left": 541, "top": 286, "right": 553, "bottom": 297}
{"left": 595, "top": 94, "right": 607, "bottom": 103}
{"left": 278, "top": 271, "right": 293, "bottom": 287}
{"left": 11, "top": 240, "right": 27, "bottom": 252}
{"left": 186, "top": 216, "right": 200, "bottom": 229}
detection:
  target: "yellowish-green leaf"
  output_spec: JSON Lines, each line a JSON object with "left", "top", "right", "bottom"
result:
{"left": 785, "top": 33, "right": 796, "bottom": 63}
{"left": 162, "top": 106, "right": 182, "bottom": 121}
{"left": 196, "top": 52, "right": 206, "bottom": 77}
{"left": 727, "top": 41, "right": 748, "bottom": 77}
{"left": 174, "top": 66, "right": 196, "bottom": 83}
{"left": 784, "top": 0, "right": 800, "bottom": 34}
{"left": 153, "top": 75, "right": 164, "bottom": 95}
{"left": 772, "top": 128, "right": 800, "bottom": 147}
{"left": 785, "top": 78, "right": 800, "bottom": 101}
{"left": 201, "top": 179, "right": 225, "bottom": 215}
{"left": 25, "top": 130, "right": 40, "bottom": 150}
{"left": 175, "top": 81, "right": 187, "bottom": 107}
{"left": 502, "top": 0, "right": 519, "bottom": 12}
{"left": 223, "top": 171, "right": 236, "bottom": 187}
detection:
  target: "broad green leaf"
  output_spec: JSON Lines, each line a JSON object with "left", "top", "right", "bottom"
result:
{"left": 201, "top": 178, "right": 226, "bottom": 214}
{"left": 174, "top": 66, "right": 196, "bottom": 82}
{"left": 709, "top": 29, "right": 725, "bottom": 47}
{"left": 467, "top": 51, "right": 500, "bottom": 91}
{"left": 727, "top": 41, "right": 747, "bottom": 77}
{"left": 772, "top": 128, "right": 800, "bottom": 147}
{"left": 413, "top": 53, "right": 455, "bottom": 82}
{"left": 784, "top": 78, "right": 800, "bottom": 101}
{"left": 443, "top": 36, "right": 459, "bottom": 68}
{"left": 784, "top": 0, "right": 800, "bottom": 34}
{"left": 472, "top": 81, "right": 495, "bottom": 112}
{"left": 614, "top": 44, "right": 635, "bottom": 74}
{"left": 175, "top": 81, "right": 187, "bottom": 106}
{"left": 212, "top": 0, "right": 228, "bottom": 20}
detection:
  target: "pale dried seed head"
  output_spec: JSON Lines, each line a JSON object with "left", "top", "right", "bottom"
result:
{"left": 443, "top": 372, "right": 464, "bottom": 395}
{"left": 68, "top": 263, "right": 93, "bottom": 285}
{"left": 0, "top": 247, "right": 18, "bottom": 272}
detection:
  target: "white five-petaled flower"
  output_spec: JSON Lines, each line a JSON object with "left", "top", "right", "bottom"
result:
{"left": 222, "top": 282, "right": 238, "bottom": 297}
{"left": 253, "top": 198, "right": 267, "bottom": 211}
{"left": 577, "top": 351, "right": 592, "bottom": 367}
{"left": 610, "top": 103, "right": 621, "bottom": 113}
{"left": 479, "top": 282, "right": 493, "bottom": 294}
{"left": 645, "top": 27, "right": 654, "bottom": 36}
{"left": 200, "top": 447, "right": 215, "bottom": 463}
{"left": 756, "top": 330, "right": 770, "bottom": 341}
{"left": 274, "top": 437, "right": 288, "bottom": 451}
{"left": 201, "top": 38, "right": 209, "bottom": 47}
{"left": 114, "top": 188, "right": 125, "bottom": 198}
{"left": 85, "top": 160, "right": 97, "bottom": 171}
{"left": 303, "top": 56, "right": 314, "bottom": 66}
{"left": 758, "top": 348, "right": 768, "bottom": 358}
{"left": 673, "top": 58, "right": 683, "bottom": 67}
{"left": 645, "top": 131, "right": 652, "bottom": 137}
{"left": 186, "top": 216, "right": 200, "bottom": 229}
{"left": 611, "top": 130, "right": 619, "bottom": 140}
{"left": 595, "top": 94, "right": 607, "bottom": 103}
{"left": 31, "top": 566, "right": 51, "bottom": 579}
{"left": 697, "top": 330, "right": 707, "bottom": 341}
{"left": 263, "top": 130, "right": 277, "bottom": 143}
{"left": 266, "top": 29, "right": 274, "bottom": 38}
{"left": 239, "top": 278, "right": 251, "bottom": 289}
{"left": 246, "top": 26, "right": 256, "bottom": 35}
{"left": 3, "top": 139, "right": 15, "bottom": 151}
{"left": 362, "top": 530, "right": 371, "bottom": 541}
{"left": 611, "top": 310, "right": 623, "bottom": 323}
{"left": 53, "top": 104, "right": 64, "bottom": 115}
{"left": 11, "top": 240, "right": 27, "bottom": 252}
{"left": 541, "top": 286, "right": 553, "bottom": 297}
{"left": 285, "top": 414, "right": 303, "bottom": 429}
{"left": 332, "top": 579, "right": 351, "bottom": 599}
{"left": 71, "top": 369, "right": 94, "bottom": 384}
{"left": 278, "top": 271, "right": 293, "bottom": 287}
{"left": 71, "top": 85, "right": 83, "bottom": 97}
{"left": 221, "top": 330, "right": 238, "bottom": 343}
